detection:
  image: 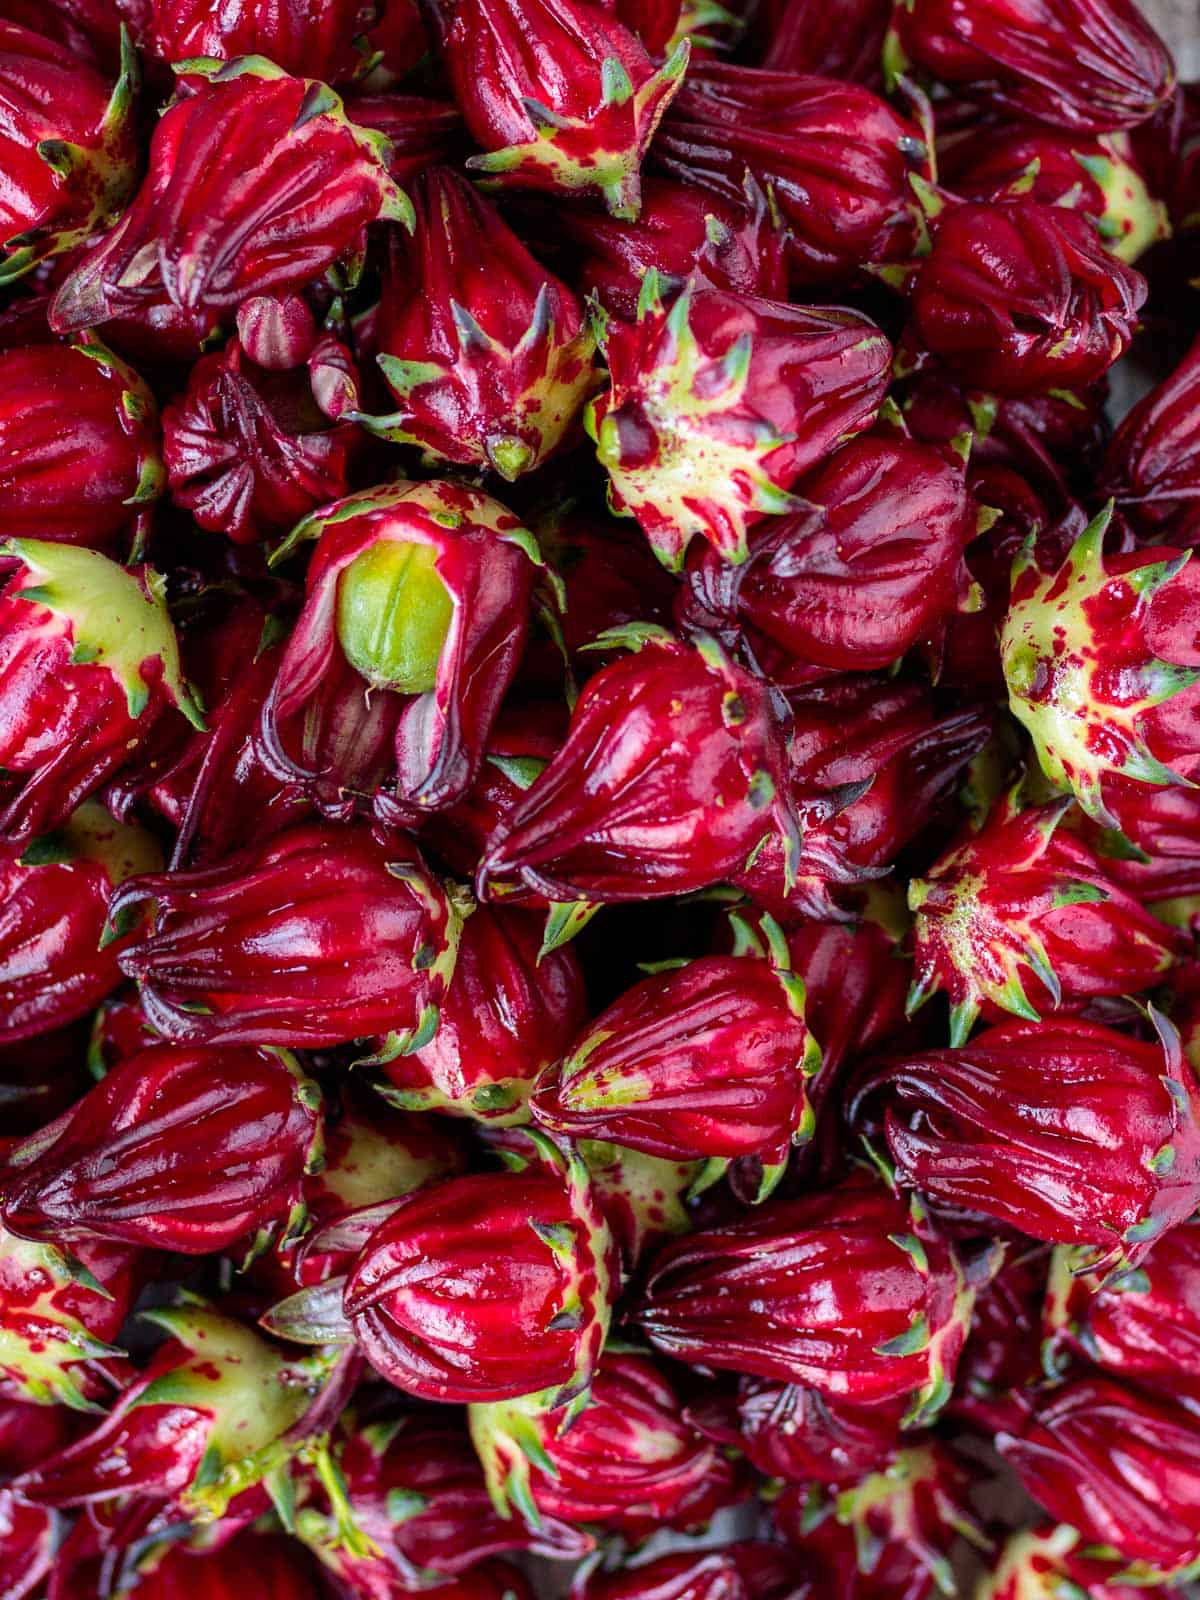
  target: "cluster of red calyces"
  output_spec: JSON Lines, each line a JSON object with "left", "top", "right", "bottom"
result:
{"left": 5, "top": 0, "right": 1200, "bottom": 1596}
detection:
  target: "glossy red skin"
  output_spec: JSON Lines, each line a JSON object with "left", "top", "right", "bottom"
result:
{"left": 493, "top": 1354, "right": 727, "bottom": 1535}
{"left": 1100, "top": 333, "right": 1200, "bottom": 547}
{"left": 260, "top": 485, "right": 537, "bottom": 824}
{"left": 424, "top": 0, "right": 680, "bottom": 202}
{"left": 0, "top": 342, "right": 161, "bottom": 550}
{"left": 477, "top": 635, "right": 800, "bottom": 904}
{"left": 893, "top": 0, "right": 1175, "bottom": 134}
{"left": 1048, "top": 1219, "right": 1200, "bottom": 1401}
{"left": 755, "top": 0, "right": 888, "bottom": 79}
{"left": 149, "top": 0, "right": 365, "bottom": 80}
{"left": 0, "top": 20, "right": 132, "bottom": 245}
{"left": 736, "top": 680, "right": 991, "bottom": 920}
{"left": 2, "top": 1043, "right": 319, "bottom": 1253}
{"left": 12, "top": 1361, "right": 209, "bottom": 1507}
{"left": 162, "top": 332, "right": 362, "bottom": 546}
{"left": 571, "top": 1542, "right": 811, "bottom": 1600}
{"left": 0, "top": 562, "right": 175, "bottom": 848}
{"left": 943, "top": 121, "right": 1157, "bottom": 245}
{"left": 556, "top": 176, "right": 789, "bottom": 324}
{"left": 656, "top": 64, "right": 920, "bottom": 285}
{"left": 734, "top": 1379, "right": 905, "bottom": 1484}
{"left": 0, "top": 1397, "right": 78, "bottom": 1476}
{"left": 594, "top": 282, "right": 891, "bottom": 566}
{"left": 997, "top": 1378, "right": 1200, "bottom": 1571}
{"left": 776, "top": 1514, "right": 936, "bottom": 1600}
{"left": 637, "top": 1174, "right": 967, "bottom": 1402}
{"left": 911, "top": 798, "right": 1182, "bottom": 1024}
{"left": 372, "top": 166, "right": 593, "bottom": 474}
{"left": 344, "top": 95, "right": 466, "bottom": 184}
{"left": 0, "top": 1231, "right": 140, "bottom": 1408}
{"left": 343, "top": 1171, "right": 604, "bottom": 1402}
{"left": 384, "top": 904, "right": 586, "bottom": 1117}
{"left": 0, "top": 848, "right": 136, "bottom": 1043}
{"left": 0, "top": 1484, "right": 57, "bottom": 1600}
{"left": 110, "top": 1530, "right": 327, "bottom": 1599}
{"left": 50, "top": 67, "right": 398, "bottom": 330}
{"left": 912, "top": 201, "right": 1146, "bottom": 397}
{"left": 112, "top": 823, "right": 457, "bottom": 1047}
{"left": 850, "top": 1017, "right": 1200, "bottom": 1262}
{"left": 532, "top": 954, "right": 813, "bottom": 1163}
{"left": 317, "top": 1413, "right": 589, "bottom": 1585}
{"left": 682, "top": 434, "right": 973, "bottom": 673}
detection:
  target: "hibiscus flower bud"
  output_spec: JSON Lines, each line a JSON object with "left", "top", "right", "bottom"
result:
{"left": 912, "top": 201, "right": 1146, "bottom": 397}
{"left": 0, "top": 19, "right": 137, "bottom": 282}
{"left": 357, "top": 167, "right": 597, "bottom": 481}
{"left": 587, "top": 273, "right": 891, "bottom": 568}
{"left": 261, "top": 479, "right": 542, "bottom": 822}
{"left": 0, "top": 539, "right": 203, "bottom": 847}
{"left": 949, "top": 1251, "right": 1048, "bottom": 1434}
{"left": 655, "top": 63, "right": 925, "bottom": 286}
{"left": 377, "top": 904, "right": 587, "bottom": 1124}
{"left": 997, "top": 1377, "right": 1200, "bottom": 1579}
{"left": 13, "top": 1303, "right": 352, "bottom": 1523}
{"left": 0, "top": 1229, "right": 139, "bottom": 1411}
{"left": 162, "top": 311, "right": 363, "bottom": 546}
{"left": 637, "top": 1173, "right": 982, "bottom": 1422}
{"left": 148, "top": 0, "right": 366, "bottom": 81}
{"left": 0, "top": 800, "right": 162, "bottom": 1044}
{"left": 424, "top": 0, "right": 690, "bottom": 219}
{"left": 977, "top": 1524, "right": 1158, "bottom": 1600}
{"left": 571, "top": 1542, "right": 802, "bottom": 1600}
{"left": 1042, "top": 1220, "right": 1200, "bottom": 1401}
{"left": 556, "top": 175, "right": 788, "bottom": 324}
{"left": 477, "top": 628, "right": 801, "bottom": 908}
{"left": 50, "top": 57, "right": 412, "bottom": 332}
{"left": 293, "top": 1411, "right": 590, "bottom": 1588}
{"left": 1000, "top": 505, "right": 1200, "bottom": 836}
{"left": 1099, "top": 332, "right": 1200, "bottom": 547}
{"left": 908, "top": 789, "right": 1181, "bottom": 1043}
{"left": 888, "top": 0, "right": 1175, "bottom": 135}
{"left": 850, "top": 1013, "right": 1200, "bottom": 1266}
{"left": 1, "top": 1043, "right": 323, "bottom": 1256}
{"left": 111, "top": 822, "right": 463, "bottom": 1049}
{"left": 341, "top": 1138, "right": 615, "bottom": 1405}
{"left": 0, "top": 337, "right": 164, "bottom": 552}
{"left": 680, "top": 432, "right": 976, "bottom": 673}
{"left": 947, "top": 125, "right": 1169, "bottom": 264}
{"left": 531, "top": 938, "right": 819, "bottom": 1179}
{"left": 469, "top": 1352, "right": 729, "bottom": 1537}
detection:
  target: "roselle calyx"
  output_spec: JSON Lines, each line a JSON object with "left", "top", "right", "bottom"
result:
{"left": 262, "top": 479, "right": 542, "bottom": 822}
{"left": 908, "top": 788, "right": 1181, "bottom": 1042}
{"left": 111, "top": 822, "right": 463, "bottom": 1050}
{"left": 0, "top": 538, "right": 202, "bottom": 847}
{"left": 1, "top": 1043, "right": 323, "bottom": 1256}
{"left": 587, "top": 272, "right": 891, "bottom": 569}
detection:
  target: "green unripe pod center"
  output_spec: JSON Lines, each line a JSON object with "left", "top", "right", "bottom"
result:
{"left": 335, "top": 538, "right": 454, "bottom": 694}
